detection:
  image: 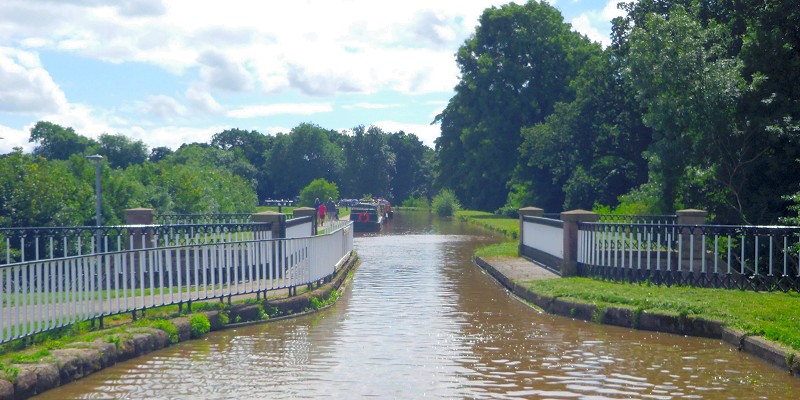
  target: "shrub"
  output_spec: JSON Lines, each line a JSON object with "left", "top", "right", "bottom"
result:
{"left": 150, "top": 319, "right": 179, "bottom": 344}
{"left": 189, "top": 314, "right": 211, "bottom": 339}
{"left": 401, "top": 195, "right": 430, "bottom": 208}
{"left": 432, "top": 189, "right": 461, "bottom": 217}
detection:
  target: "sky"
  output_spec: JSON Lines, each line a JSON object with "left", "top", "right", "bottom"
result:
{"left": 0, "top": 0, "right": 628, "bottom": 154}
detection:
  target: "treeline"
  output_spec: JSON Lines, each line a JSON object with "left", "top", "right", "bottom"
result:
{"left": 436, "top": 0, "right": 799, "bottom": 224}
{"left": 1, "top": 122, "right": 432, "bottom": 228}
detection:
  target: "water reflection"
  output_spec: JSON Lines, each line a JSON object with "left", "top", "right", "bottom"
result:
{"left": 33, "top": 211, "right": 799, "bottom": 399}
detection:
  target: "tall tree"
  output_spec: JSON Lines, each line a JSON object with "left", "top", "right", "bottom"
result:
{"left": 29, "top": 121, "right": 97, "bottom": 160}
{"left": 94, "top": 133, "right": 148, "bottom": 169}
{"left": 0, "top": 150, "right": 93, "bottom": 227}
{"left": 211, "top": 128, "right": 274, "bottom": 200}
{"left": 511, "top": 48, "right": 651, "bottom": 211}
{"left": 434, "top": 0, "right": 601, "bottom": 211}
{"left": 340, "top": 126, "right": 395, "bottom": 199}
{"left": 265, "top": 123, "right": 343, "bottom": 198}
{"left": 625, "top": 6, "right": 744, "bottom": 213}
{"left": 386, "top": 131, "right": 432, "bottom": 203}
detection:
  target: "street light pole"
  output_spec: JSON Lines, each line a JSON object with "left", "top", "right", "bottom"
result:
{"left": 86, "top": 155, "right": 103, "bottom": 251}
{"left": 86, "top": 155, "right": 103, "bottom": 227}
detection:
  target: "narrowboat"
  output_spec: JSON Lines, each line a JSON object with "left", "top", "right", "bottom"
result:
{"left": 350, "top": 202, "right": 384, "bottom": 232}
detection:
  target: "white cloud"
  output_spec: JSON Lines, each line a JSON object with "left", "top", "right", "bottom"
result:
{"left": 571, "top": 15, "right": 606, "bottom": 45}
{"left": 126, "top": 124, "right": 225, "bottom": 149}
{"left": 185, "top": 85, "right": 223, "bottom": 115}
{"left": 369, "top": 120, "right": 440, "bottom": 149}
{"left": 197, "top": 50, "right": 254, "bottom": 92}
{"left": 0, "top": 125, "right": 33, "bottom": 153}
{"left": 142, "top": 95, "right": 186, "bottom": 119}
{"left": 226, "top": 103, "right": 333, "bottom": 119}
{"left": 570, "top": 0, "right": 629, "bottom": 47}
{"left": 0, "top": 47, "right": 67, "bottom": 113}
{"left": 342, "top": 103, "right": 402, "bottom": 110}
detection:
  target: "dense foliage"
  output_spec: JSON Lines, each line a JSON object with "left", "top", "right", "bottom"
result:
{"left": 436, "top": 0, "right": 800, "bottom": 224}
{"left": 1, "top": 121, "right": 432, "bottom": 227}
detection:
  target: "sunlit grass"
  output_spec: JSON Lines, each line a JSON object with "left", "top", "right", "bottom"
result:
{"left": 522, "top": 277, "right": 800, "bottom": 351}
{"left": 474, "top": 241, "right": 518, "bottom": 258}
{"left": 455, "top": 210, "right": 519, "bottom": 239}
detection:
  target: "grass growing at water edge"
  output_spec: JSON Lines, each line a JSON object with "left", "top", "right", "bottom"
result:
{"left": 523, "top": 277, "right": 800, "bottom": 351}
{"left": 474, "top": 241, "right": 518, "bottom": 258}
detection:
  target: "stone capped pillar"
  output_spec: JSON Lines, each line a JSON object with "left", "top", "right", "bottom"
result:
{"left": 676, "top": 209, "right": 708, "bottom": 266}
{"left": 560, "top": 210, "right": 599, "bottom": 277}
{"left": 125, "top": 208, "right": 154, "bottom": 249}
{"left": 293, "top": 207, "right": 317, "bottom": 235}
{"left": 518, "top": 207, "right": 544, "bottom": 256}
{"left": 253, "top": 211, "right": 286, "bottom": 238}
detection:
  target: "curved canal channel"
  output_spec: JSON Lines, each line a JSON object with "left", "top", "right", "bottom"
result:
{"left": 33, "top": 211, "right": 800, "bottom": 399}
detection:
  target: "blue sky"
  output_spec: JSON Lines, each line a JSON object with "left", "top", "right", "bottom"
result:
{"left": 0, "top": 0, "right": 628, "bottom": 154}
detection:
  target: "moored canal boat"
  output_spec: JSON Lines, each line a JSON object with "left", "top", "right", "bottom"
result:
{"left": 350, "top": 201, "right": 384, "bottom": 232}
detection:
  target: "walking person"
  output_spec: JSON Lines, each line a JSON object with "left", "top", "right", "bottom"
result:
{"left": 326, "top": 197, "right": 337, "bottom": 222}
{"left": 318, "top": 201, "right": 327, "bottom": 227}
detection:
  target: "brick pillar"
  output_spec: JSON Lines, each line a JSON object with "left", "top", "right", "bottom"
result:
{"left": 253, "top": 211, "right": 286, "bottom": 239}
{"left": 125, "top": 208, "right": 154, "bottom": 249}
{"left": 518, "top": 207, "right": 544, "bottom": 256}
{"left": 560, "top": 210, "right": 599, "bottom": 277}
{"left": 293, "top": 207, "right": 317, "bottom": 235}
{"left": 677, "top": 209, "right": 707, "bottom": 266}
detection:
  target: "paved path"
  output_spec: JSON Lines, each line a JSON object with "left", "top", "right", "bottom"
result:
{"left": 477, "top": 255, "right": 559, "bottom": 281}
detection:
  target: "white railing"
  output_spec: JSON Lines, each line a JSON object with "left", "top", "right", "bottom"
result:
{"left": 522, "top": 217, "right": 563, "bottom": 258}
{"left": 520, "top": 215, "right": 564, "bottom": 272}
{"left": 286, "top": 217, "right": 314, "bottom": 238}
{"left": 1, "top": 222, "right": 272, "bottom": 266}
{"left": 0, "top": 222, "right": 353, "bottom": 344}
{"left": 577, "top": 222, "right": 800, "bottom": 291}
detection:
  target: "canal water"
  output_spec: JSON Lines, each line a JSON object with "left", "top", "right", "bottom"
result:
{"left": 34, "top": 211, "right": 799, "bottom": 399}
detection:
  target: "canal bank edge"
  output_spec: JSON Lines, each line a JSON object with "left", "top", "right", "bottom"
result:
{"left": 0, "top": 252, "right": 360, "bottom": 400}
{"left": 474, "top": 255, "right": 800, "bottom": 378}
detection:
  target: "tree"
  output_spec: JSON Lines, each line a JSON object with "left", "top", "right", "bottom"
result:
{"left": 625, "top": 6, "right": 744, "bottom": 213}
{"left": 94, "top": 133, "right": 148, "bottom": 169}
{"left": 211, "top": 128, "right": 274, "bottom": 200}
{"left": 386, "top": 131, "right": 433, "bottom": 203}
{"left": 434, "top": 0, "right": 601, "bottom": 211}
{"left": 340, "top": 126, "right": 396, "bottom": 199}
{"left": 149, "top": 146, "right": 173, "bottom": 162}
{"left": 29, "top": 121, "right": 97, "bottom": 160}
{"left": 299, "top": 178, "right": 339, "bottom": 208}
{"left": 265, "top": 123, "right": 343, "bottom": 198}
{"left": 511, "top": 48, "right": 651, "bottom": 211}
{"left": 0, "top": 150, "right": 93, "bottom": 227}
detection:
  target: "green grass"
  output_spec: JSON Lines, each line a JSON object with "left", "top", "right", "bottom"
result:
{"left": 474, "top": 241, "right": 518, "bottom": 258}
{"left": 456, "top": 210, "right": 519, "bottom": 239}
{"left": 522, "top": 277, "right": 800, "bottom": 351}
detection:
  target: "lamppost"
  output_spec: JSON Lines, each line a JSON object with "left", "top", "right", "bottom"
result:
{"left": 86, "top": 155, "right": 103, "bottom": 251}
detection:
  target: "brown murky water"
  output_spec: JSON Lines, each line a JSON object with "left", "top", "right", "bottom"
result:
{"left": 34, "top": 211, "right": 800, "bottom": 399}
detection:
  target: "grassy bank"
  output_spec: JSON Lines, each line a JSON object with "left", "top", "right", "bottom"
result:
{"left": 455, "top": 209, "right": 800, "bottom": 353}
{"left": 455, "top": 210, "right": 519, "bottom": 258}
{"left": 523, "top": 278, "right": 800, "bottom": 351}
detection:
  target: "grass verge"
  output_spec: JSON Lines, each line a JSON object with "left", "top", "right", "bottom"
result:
{"left": 522, "top": 277, "right": 800, "bottom": 351}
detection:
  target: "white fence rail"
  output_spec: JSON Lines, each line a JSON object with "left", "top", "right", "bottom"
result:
{"left": 0, "top": 222, "right": 353, "bottom": 344}
{"left": 520, "top": 215, "right": 564, "bottom": 272}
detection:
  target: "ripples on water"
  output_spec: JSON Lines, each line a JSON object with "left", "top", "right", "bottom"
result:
{"left": 33, "top": 213, "right": 799, "bottom": 399}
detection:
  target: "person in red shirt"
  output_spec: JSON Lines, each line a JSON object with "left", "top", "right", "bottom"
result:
{"left": 318, "top": 202, "right": 327, "bottom": 226}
